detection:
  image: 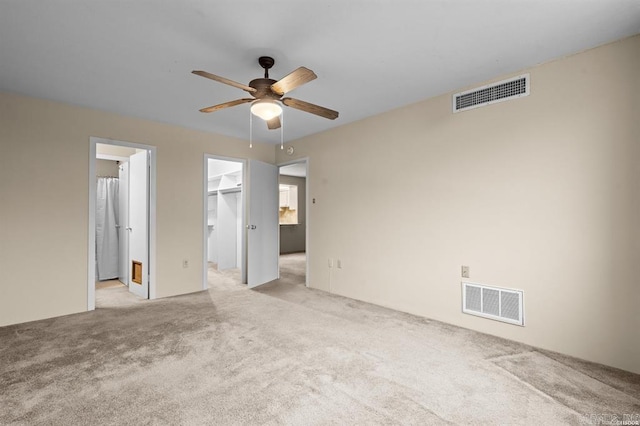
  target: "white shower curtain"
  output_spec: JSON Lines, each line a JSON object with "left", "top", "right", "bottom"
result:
{"left": 96, "top": 177, "right": 119, "bottom": 280}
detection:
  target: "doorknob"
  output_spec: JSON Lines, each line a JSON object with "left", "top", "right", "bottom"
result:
{"left": 126, "top": 227, "right": 133, "bottom": 231}
{"left": 250, "top": 225, "right": 256, "bottom": 230}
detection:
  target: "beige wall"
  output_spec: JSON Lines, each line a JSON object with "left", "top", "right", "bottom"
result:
{"left": 279, "top": 175, "right": 306, "bottom": 254}
{"left": 0, "top": 92, "right": 274, "bottom": 326}
{"left": 96, "top": 159, "right": 119, "bottom": 177}
{"left": 277, "top": 35, "right": 640, "bottom": 374}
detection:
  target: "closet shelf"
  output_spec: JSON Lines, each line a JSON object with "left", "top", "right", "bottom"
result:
{"left": 219, "top": 187, "right": 241, "bottom": 194}
{"left": 208, "top": 187, "right": 241, "bottom": 195}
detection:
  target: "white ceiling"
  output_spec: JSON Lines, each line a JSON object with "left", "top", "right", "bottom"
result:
{"left": 1, "top": 1, "right": 638, "bottom": 145}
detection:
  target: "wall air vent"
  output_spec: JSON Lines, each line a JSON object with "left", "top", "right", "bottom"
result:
{"left": 462, "top": 282, "right": 524, "bottom": 326}
{"left": 453, "top": 74, "right": 529, "bottom": 113}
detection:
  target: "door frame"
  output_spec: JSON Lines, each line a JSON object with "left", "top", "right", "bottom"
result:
{"left": 88, "top": 137, "right": 157, "bottom": 310}
{"left": 277, "top": 157, "right": 310, "bottom": 288}
{"left": 202, "top": 154, "right": 247, "bottom": 290}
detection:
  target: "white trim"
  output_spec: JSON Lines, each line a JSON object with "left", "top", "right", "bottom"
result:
{"left": 277, "top": 157, "right": 310, "bottom": 288}
{"left": 202, "top": 155, "right": 207, "bottom": 291}
{"left": 88, "top": 137, "right": 157, "bottom": 311}
{"left": 203, "top": 154, "right": 247, "bottom": 290}
{"left": 88, "top": 142, "right": 96, "bottom": 310}
{"left": 148, "top": 148, "right": 157, "bottom": 299}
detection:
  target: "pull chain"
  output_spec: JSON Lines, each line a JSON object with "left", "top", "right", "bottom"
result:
{"left": 249, "top": 109, "right": 253, "bottom": 149}
{"left": 280, "top": 109, "right": 284, "bottom": 150}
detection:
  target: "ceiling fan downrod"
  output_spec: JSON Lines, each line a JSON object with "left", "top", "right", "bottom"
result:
{"left": 258, "top": 56, "right": 275, "bottom": 79}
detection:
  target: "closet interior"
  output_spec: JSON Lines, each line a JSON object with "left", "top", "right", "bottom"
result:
{"left": 207, "top": 159, "right": 243, "bottom": 271}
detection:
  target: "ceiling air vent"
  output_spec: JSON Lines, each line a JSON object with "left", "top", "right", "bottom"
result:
{"left": 462, "top": 282, "right": 525, "bottom": 326}
{"left": 453, "top": 74, "right": 529, "bottom": 113}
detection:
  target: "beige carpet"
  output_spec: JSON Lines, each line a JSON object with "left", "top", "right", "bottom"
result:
{"left": 277, "top": 252, "right": 306, "bottom": 286}
{"left": 1, "top": 253, "right": 638, "bottom": 425}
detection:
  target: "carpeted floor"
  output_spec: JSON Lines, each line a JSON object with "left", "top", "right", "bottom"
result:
{"left": 1, "top": 253, "right": 638, "bottom": 425}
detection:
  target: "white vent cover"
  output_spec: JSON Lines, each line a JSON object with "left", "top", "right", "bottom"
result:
{"left": 462, "top": 282, "right": 524, "bottom": 326}
{"left": 453, "top": 74, "right": 529, "bottom": 113}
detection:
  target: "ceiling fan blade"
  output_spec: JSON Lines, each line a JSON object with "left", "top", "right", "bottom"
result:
{"left": 267, "top": 116, "right": 281, "bottom": 130}
{"left": 271, "top": 67, "right": 317, "bottom": 95}
{"left": 199, "top": 98, "right": 254, "bottom": 113}
{"left": 192, "top": 70, "right": 257, "bottom": 93}
{"left": 281, "top": 97, "right": 339, "bottom": 120}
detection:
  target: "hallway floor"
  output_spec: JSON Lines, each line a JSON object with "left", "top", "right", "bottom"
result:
{"left": 96, "top": 279, "right": 146, "bottom": 308}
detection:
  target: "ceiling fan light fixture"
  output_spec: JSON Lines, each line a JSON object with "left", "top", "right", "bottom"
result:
{"left": 193, "top": 56, "right": 338, "bottom": 126}
{"left": 250, "top": 99, "right": 282, "bottom": 121}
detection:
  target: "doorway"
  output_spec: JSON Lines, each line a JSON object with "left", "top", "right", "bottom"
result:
{"left": 88, "top": 137, "right": 156, "bottom": 311}
{"left": 203, "top": 156, "right": 246, "bottom": 289}
{"left": 278, "top": 159, "right": 308, "bottom": 287}
{"left": 203, "top": 156, "right": 281, "bottom": 291}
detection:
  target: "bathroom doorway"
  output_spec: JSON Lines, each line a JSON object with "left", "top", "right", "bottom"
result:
{"left": 88, "top": 137, "right": 156, "bottom": 310}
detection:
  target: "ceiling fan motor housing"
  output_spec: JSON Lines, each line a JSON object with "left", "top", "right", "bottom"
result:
{"left": 251, "top": 56, "right": 279, "bottom": 99}
{"left": 249, "top": 78, "right": 280, "bottom": 100}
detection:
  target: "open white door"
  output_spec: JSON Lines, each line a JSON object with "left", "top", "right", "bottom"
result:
{"left": 117, "top": 162, "right": 129, "bottom": 285}
{"left": 247, "top": 159, "right": 279, "bottom": 288}
{"left": 128, "top": 151, "right": 149, "bottom": 298}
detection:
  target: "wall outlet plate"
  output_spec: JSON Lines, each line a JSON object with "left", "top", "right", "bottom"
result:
{"left": 461, "top": 265, "right": 470, "bottom": 278}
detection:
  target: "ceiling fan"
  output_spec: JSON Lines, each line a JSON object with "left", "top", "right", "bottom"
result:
{"left": 192, "top": 56, "right": 339, "bottom": 130}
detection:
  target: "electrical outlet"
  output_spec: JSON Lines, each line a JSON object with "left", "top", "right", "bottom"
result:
{"left": 328, "top": 258, "right": 333, "bottom": 268}
{"left": 461, "top": 265, "right": 469, "bottom": 278}
{"left": 337, "top": 260, "right": 342, "bottom": 269}
{"left": 183, "top": 259, "right": 189, "bottom": 269}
